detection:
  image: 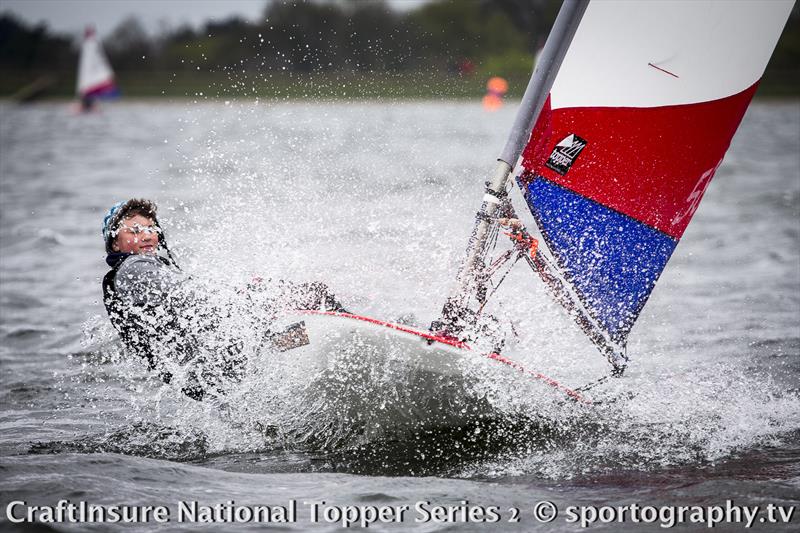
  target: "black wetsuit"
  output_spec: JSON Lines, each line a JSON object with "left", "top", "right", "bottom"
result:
{"left": 102, "top": 252, "right": 210, "bottom": 400}
{"left": 103, "top": 253, "right": 346, "bottom": 401}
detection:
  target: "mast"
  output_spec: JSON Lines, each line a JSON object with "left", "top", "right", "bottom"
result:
{"left": 437, "top": 0, "right": 590, "bottom": 328}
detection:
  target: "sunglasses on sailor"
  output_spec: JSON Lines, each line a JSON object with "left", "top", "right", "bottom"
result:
{"left": 115, "top": 222, "right": 162, "bottom": 236}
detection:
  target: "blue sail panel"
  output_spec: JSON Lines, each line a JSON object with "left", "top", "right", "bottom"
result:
{"left": 524, "top": 177, "right": 677, "bottom": 344}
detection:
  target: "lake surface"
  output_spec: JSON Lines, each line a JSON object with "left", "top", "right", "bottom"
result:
{"left": 1, "top": 99, "right": 798, "bottom": 531}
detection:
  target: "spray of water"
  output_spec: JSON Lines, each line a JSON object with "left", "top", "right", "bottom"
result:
{"left": 68, "top": 98, "right": 800, "bottom": 479}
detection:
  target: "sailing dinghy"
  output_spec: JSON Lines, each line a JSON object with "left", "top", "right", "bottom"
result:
{"left": 275, "top": 0, "right": 793, "bottom": 432}
{"left": 76, "top": 27, "right": 119, "bottom": 111}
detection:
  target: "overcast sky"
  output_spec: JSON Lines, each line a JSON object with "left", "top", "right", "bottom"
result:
{"left": 1, "top": 0, "right": 430, "bottom": 38}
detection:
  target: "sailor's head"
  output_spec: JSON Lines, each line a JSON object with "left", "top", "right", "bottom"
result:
{"left": 102, "top": 198, "right": 162, "bottom": 255}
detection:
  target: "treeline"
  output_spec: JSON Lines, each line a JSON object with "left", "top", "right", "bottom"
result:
{"left": 1, "top": 0, "right": 798, "bottom": 99}
{"left": 0, "top": 0, "right": 557, "bottom": 98}
{"left": 101, "top": 0, "right": 553, "bottom": 75}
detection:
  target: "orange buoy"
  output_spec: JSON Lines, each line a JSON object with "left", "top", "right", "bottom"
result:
{"left": 483, "top": 77, "right": 508, "bottom": 111}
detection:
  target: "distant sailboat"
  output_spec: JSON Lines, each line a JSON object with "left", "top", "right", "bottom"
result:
{"left": 76, "top": 26, "right": 119, "bottom": 111}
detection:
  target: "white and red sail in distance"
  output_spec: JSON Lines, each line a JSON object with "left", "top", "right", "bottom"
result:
{"left": 76, "top": 27, "right": 119, "bottom": 101}
{"left": 517, "top": 0, "right": 793, "bottom": 349}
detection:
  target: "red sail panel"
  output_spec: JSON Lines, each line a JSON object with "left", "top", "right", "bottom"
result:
{"left": 520, "top": 83, "right": 759, "bottom": 239}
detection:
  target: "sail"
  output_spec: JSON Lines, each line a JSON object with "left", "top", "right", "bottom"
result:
{"left": 516, "top": 0, "right": 793, "bottom": 348}
{"left": 77, "top": 27, "right": 119, "bottom": 99}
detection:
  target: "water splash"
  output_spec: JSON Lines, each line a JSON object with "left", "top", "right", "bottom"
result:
{"left": 60, "top": 100, "right": 800, "bottom": 481}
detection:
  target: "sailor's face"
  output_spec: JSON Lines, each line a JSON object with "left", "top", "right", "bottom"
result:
{"left": 113, "top": 214, "right": 160, "bottom": 254}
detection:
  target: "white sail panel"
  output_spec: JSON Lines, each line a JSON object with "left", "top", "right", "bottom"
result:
{"left": 551, "top": 0, "right": 794, "bottom": 109}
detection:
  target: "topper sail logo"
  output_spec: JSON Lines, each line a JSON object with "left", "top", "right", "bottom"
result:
{"left": 546, "top": 134, "right": 587, "bottom": 175}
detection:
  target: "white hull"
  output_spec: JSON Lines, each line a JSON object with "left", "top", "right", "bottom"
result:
{"left": 264, "top": 311, "right": 584, "bottom": 443}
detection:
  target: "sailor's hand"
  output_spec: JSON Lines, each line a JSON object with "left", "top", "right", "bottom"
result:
{"left": 498, "top": 217, "right": 523, "bottom": 230}
{"left": 238, "top": 276, "right": 265, "bottom": 294}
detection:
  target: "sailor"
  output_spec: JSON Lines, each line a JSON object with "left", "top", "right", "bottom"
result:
{"left": 101, "top": 198, "right": 214, "bottom": 400}
{"left": 79, "top": 94, "right": 96, "bottom": 113}
{"left": 101, "top": 198, "right": 345, "bottom": 400}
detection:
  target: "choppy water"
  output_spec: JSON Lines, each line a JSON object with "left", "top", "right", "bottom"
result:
{"left": 1, "top": 99, "right": 798, "bottom": 531}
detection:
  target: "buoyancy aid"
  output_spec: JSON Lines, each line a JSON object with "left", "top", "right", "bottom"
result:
{"left": 102, "top": 253, "right": 206, "bottom": 400}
